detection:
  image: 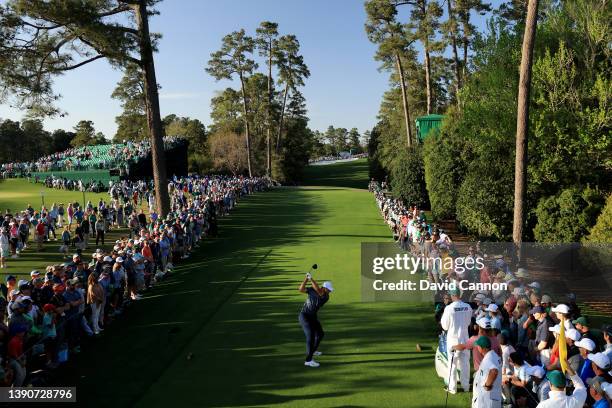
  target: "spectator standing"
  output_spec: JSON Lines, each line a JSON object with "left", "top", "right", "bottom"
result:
{"left": 95, "top": 217, "right": 105, "bottom": 246}
{"left": 86, "top": 273, "right": 104, "bottom": 335}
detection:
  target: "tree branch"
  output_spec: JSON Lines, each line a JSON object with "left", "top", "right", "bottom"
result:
{"left": 57, "top": 54, "right": 105, "bottom": 71}
{"left": 97, "top": 5, "right": 131, "bottom": 18}
{"left": 21, "top": 20, "right": 64, "bottom": 30}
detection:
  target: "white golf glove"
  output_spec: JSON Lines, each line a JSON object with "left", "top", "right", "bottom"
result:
{"left": 306, "top": 273, "right": 312, "bottom": 280}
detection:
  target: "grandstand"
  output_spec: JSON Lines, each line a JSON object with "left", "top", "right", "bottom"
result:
{"left": 3, "top": 137, "right": 189, "bottom": 184}
{"left": 31, "top": 169, "right": 119, "bottom": 184}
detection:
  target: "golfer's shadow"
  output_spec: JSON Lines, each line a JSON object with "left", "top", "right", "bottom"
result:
{"left": 323, "top": 351, "right": 429, "bottom": 356}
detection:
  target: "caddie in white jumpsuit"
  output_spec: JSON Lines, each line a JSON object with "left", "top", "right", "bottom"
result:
{"left": 472, "top": 336, "right": 502, "bottom": 408}
{"left": 441, "top": 287, "right": 472, "bottom": 394}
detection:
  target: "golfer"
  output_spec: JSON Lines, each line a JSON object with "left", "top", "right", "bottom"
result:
{"left": 298, "top": 273, "right": 333, "bottom": 368}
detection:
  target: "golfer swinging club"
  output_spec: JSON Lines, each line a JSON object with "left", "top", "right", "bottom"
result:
{"left": 298, "top": 265, "right": 333, "bottom": 368}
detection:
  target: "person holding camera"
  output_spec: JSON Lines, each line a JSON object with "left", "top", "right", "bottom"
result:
{"left": 298, "top": 271, "right": 333, "bottom": 368}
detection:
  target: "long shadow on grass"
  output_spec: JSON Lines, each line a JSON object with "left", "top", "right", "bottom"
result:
{"left": 133, "top": 279, "right": 448, "bottom": 407}
{"left": 61, "top": 188, "right": 326, "bottom": 407}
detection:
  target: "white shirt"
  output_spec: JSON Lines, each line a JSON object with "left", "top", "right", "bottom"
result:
{"left": 536, "top": 375, "right": 586, "bottom": 408}
{"left": 441, "top": 300, "right": 472, "bottom": 345}
{"left": 501, "top": 344, "right": 515, "bottom": 375}
{"left": 472, "top": 349, "right": 502, "bottom": 408}
{"left": 533, "top": 379, "right": 551, "bottom": 403}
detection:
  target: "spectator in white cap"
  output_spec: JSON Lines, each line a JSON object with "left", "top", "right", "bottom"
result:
{"left": 576, "top": 337, "right": 597, "bottom": 383}
{"left": 472, "top": 293, "right": 487, "bottom": 319}
{"left": 527, "top": 365, "right": 551, "bottom": 404}
{"left": 486, "top": 303, "right": 502, "bottom": 333}
{"left": 551, "top": 303, "right": 574, "bottom": 331}
{"left": 588, "top": 352, "right": 612, "bottom": 383}
{"left": 452, "top": 317, "right": 501, "bottom": 372}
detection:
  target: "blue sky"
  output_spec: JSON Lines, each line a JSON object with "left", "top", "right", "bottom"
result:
{"left": 0, "top": 0, "right": 499, "bottom": 138}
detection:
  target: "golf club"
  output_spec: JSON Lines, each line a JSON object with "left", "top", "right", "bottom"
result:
{"left": 305, "top": 264, "right": 318, "bottom": 279}
{"left": 444, "top": 349, "right": 456, "bottom": 408}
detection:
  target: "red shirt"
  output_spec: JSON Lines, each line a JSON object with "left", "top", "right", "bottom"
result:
{"left": 36, "top": 223, "right": 45, "bottom": 236}
{"left": 8, "top": 335, "right": 23, "bottom": 359}
{"left": 465, "top": 335, "right": 502, "bottom": 370}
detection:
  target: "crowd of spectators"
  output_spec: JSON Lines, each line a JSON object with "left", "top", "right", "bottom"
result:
{"left": 39, "top": 175, "right": 107, "bottom": 193}
{"left": 0, "top": 137, "right": 185, "bottom": 177}
{"left": 369, "top": 179, "right": 612, "bottom": 407}
{"left": 0, "top": 174, "right": 273, "bottom": 386}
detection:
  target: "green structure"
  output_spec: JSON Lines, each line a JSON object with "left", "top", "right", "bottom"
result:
{"left": 31, "top": 170, "right": 118, "bottom": 184}
{"left": 415, "top": 114, "right": 445, "bottom": 142}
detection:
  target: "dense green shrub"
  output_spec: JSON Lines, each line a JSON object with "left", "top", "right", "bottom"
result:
{"left": 455, "top": 157, "right": 515, "bottom": 240}
{"left": 584, "top": 194, "right": 612, "bottom": 243}
{"left": 423, "top": 111, "right": 468, "bottom": 220}
{"left": 534, "top": 187, "right": 605, "bottom": 243}
{"left": 389, "top": 146, "right": 429, "bottom": 208}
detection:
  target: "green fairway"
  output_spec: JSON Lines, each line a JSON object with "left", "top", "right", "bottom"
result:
{"left": 15, "top": 160, "right": 469, "bottom": 407}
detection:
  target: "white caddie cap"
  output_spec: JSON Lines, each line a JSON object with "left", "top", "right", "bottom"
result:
{"left": 588, "top": 352, "right": 611, "bottom": 370}
{"left": 528, "top": 282, "right": 541, "bottom": 290}
{"left": 116, "top": 257, "right": 124, "bottom": 263}
{"left": 322, "top": 281, "right": 334, "bottom": 292}
{"left": 551, "top": 304, "right": 570, "bottom": 314}
{"left": 486, "top": 304, "right": 499, "bottom": 312}
{"left": 476, "top": 317, "right": 492, "bottom": 329}
{"left": 603, "top": 382, "right": 612, "bottom": 399}
{"left": 575, "top": 338, "right": 596, "bottom": 352}
{"left": 566, "top": 329, "right": 581, "bottom": 342}
{"left": 548, "top": 324, "right": 561, "bottom": 334}
{"left": 526, "top": 365, "right": 545, "bottom": 379}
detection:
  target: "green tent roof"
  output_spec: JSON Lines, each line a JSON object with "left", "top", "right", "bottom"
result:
{"left": 415, "top": 114, "right": 445, "bottom": 142}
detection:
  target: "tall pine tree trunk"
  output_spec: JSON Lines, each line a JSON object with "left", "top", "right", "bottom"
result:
{"left": 239, "top": 72, "right": 253, "bottom": 177}
{"left": 276, "top": 83, "right": 289, "bottom": 153}
{"left": 395, "top": 53, "right": 413, "bottom": 147}
{"left": 266, "top": 39, "right": 273, "bottom": 177}
{"left": 513, "top": 0, "right": 539, "bottom": 262}
{"left": 134, "top": 0, "right": 170, "bottom": 217}
{"left": 424, "top": 40, "right": 433, "bottom": 115}
{"left": 461, "top": 13, "right": 469, "bottom": 79}
{"left": 447, "top": 0, "right": 462, "bottom": 104}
